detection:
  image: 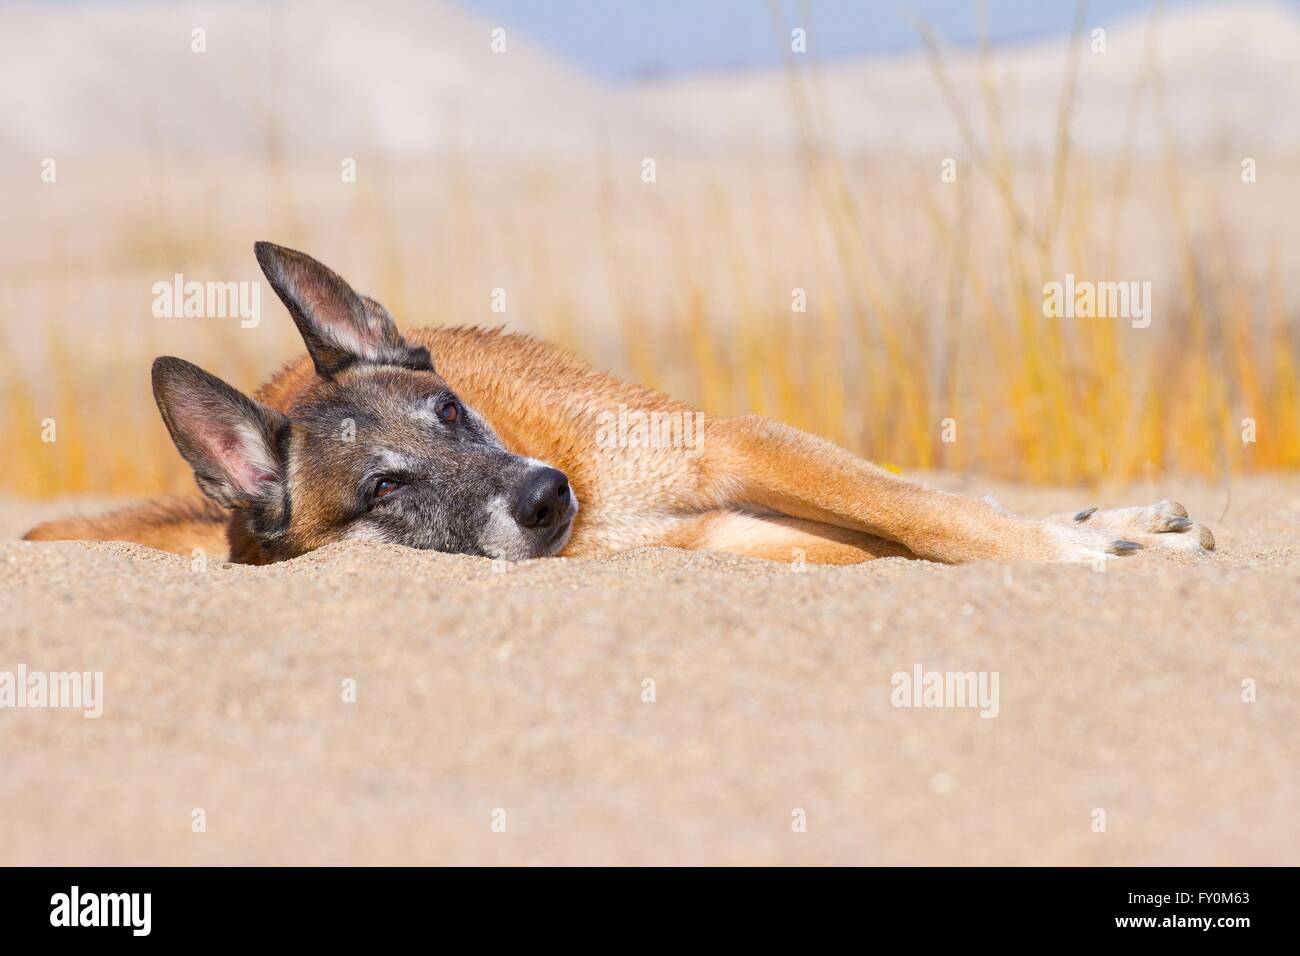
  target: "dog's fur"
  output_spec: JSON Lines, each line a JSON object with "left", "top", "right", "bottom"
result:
{"left": 25, "top": 243, "right": 1216, "bottom": 566}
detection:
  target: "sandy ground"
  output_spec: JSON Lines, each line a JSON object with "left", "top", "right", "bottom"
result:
{"left": 1, "top": 474, "right": 1298, "bottom": 866}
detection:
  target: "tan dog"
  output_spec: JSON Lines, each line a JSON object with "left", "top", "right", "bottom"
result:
{"left": 25, "top": 243, "right": 1215, "bottom": 566}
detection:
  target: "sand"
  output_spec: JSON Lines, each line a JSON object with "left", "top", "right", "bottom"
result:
{"left": 1, "top": 474, "right": 1298, "bottom": 865}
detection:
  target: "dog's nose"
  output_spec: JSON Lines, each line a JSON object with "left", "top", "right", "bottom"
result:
{"left": 511, "top": 467, "right": 570, "bottom": 529}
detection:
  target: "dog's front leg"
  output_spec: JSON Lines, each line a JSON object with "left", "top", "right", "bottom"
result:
{"left": 706, "top": 415, "right": 1213, "bottom": 564}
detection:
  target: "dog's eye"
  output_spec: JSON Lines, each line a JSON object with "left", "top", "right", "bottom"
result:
{"left": 438, "top": 400, "right": 459, "bottom": 424}
{"left": 373, "top": 478, "right": 402, "bottom": 500}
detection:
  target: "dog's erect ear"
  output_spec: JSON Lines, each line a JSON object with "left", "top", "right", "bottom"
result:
{"left": 253, "top": 241, "right": 432, "bottom": 377}
{"left": 152, "top": 357, "right": 289, "bottom": 509}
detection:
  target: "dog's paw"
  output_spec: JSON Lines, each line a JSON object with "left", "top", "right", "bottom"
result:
{"left": 1043, "top": 524, "right": 1150, "bottom": 564}
{"left": 1061, "top": 499, "right": 1215, "bottom": 554}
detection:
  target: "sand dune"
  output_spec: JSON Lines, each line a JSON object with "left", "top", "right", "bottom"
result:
{"left": 3, "top": 0, "right": 1298, "bottom": 157}
{"left": 0, "top": 0, "right": 678, "bottom": 158}
{"left": 631, "top": 1, "right": 1300, "bottom": 154}
{"left": 3, "top": 474, "right": 1297, "bottom": 864}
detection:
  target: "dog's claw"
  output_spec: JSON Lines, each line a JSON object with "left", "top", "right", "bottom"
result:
{"left": 1164, "top": 516, "right": 1193, "bottom": 532}
{"left": 1074, "top": 506, "right": 1098, "bottom": 522}
{"left": 1108, "top": 539, "right": 1143, "bottom": 554}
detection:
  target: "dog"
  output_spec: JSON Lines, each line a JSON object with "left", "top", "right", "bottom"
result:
{"left": 24, "top": 242, "right": 1216, "bottom": 566}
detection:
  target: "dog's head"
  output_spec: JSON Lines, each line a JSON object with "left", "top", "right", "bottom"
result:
{"left": 151, "top": 242, "right": 576, "bottom": 563}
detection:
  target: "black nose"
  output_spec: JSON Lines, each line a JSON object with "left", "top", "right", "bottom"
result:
{"left": 511, "top": 467, "right": 570, "bottom": 530}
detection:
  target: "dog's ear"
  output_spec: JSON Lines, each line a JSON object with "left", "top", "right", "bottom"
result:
{"left": 253, "top": 241, "right": 432, "bottom": 377}
{"left": 152, "top": 357, "right": 289, "bottom": 509}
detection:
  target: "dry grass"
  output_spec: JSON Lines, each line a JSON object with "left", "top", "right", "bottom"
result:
{"left": 3, "top": 14, "right": 1298, "bottom": 500}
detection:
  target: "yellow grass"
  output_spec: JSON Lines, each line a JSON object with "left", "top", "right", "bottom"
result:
{"left": 2, "top": 13, "right": 1298, "bottom": 501}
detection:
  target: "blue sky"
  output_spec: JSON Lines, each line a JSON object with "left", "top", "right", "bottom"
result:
{"left": 452, "top": 0, "right": 1252, "bottom": 79}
